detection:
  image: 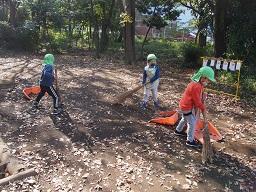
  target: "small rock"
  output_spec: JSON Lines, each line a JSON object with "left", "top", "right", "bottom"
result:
{"left": 82, "top": 173, "right": 89, "bottom": 179}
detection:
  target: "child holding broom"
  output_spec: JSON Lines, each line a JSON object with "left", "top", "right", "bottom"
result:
{"left": 31, "top": 54, "right": 61, "bottom": 115}
{"left": 175, "top": 66, "right": 216, "bottom": 147}
{"left": 141, "top": 54, "right": 160, "bottom": 110}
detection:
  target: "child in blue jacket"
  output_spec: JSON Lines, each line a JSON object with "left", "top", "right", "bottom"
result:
{"left": 141, "top": 54, "right": 160, "bottom": 110}
{"left": 32, "top": 54, "right": 61, "bottom": 114}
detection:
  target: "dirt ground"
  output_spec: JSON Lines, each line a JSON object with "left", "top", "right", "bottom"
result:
{"left": 0, "top": 51, "right": 255, "bottom": 192}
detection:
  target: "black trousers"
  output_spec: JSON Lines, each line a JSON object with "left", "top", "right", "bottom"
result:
{"left": 35, "top": 85, "right": 59, "bottom": 108}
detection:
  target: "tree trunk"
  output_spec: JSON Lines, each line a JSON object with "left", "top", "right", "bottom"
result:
{"left": 100, "top": 21, "right": 108, "bottom": 52}
{"left": 1, "top": 0, "right": 8, "bottom": 21}
{"left": 141, "top": 25, "right": 152, "bottom": 59}
{"left": 88, "top": 24, "right": 92, "bottom": 50}
{"left": 214, "top": 0, "right": 229, "bottom": 57}
{"left": 198, "top": 32, "right": 207, "bottom": 48}
{"left": 123, "top": 0, "right": 136, "bottom": 64}
{"left": 68, "top": 0, "right": 72, "bottom": 48}
{"left": 100, "top": 0, "right": 115, "bottom": 52}
{"left": 196, "top": 28, "right": 207, "bottom": 48}
{"left": 140, "top": 6, "right": 156, "bottom": 59}
{"left": 90, "top": 0, "right": 100, "bottom": 57}
{"left": 117, "top": 29, "right": 123, "bottom": 42}
{"left": 93, "top": 26, "right": 100, "bottom": 57}
{"left": 196, "top": 15, "right": 207, "bottom": 48}
{"left": 130, "top": 0, "right": 135, "bottom": 60}
{"left": 9, "top": 0, "right": 17, "bottom": 27}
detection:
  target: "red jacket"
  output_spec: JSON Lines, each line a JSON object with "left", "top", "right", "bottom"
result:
{"left": 179, "top": 82, "right": 205, "bottom": 112}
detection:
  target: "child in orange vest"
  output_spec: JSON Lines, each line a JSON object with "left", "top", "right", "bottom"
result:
{"left": 175, "top": 66, "right": 216, "bottom": 147}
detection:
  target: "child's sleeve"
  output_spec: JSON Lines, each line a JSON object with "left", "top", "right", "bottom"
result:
{"left": 191, "top": 86, "right": 205, "bottom": 112}
{"left": 150, "top": 66, "right": 160, "bottom": 83}
{"left": 142, "top": 69, "right": 147, "bottom": 85}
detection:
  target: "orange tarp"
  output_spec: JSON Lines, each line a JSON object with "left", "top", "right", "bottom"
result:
{"left": 150, "top": 110, "right": 222, "bottom": 144}
{"left": 149, "top": 111, "right": 179, "bottom": 126}
{"left": 193, "top": 119, "right": 223, "bottom": 144}
{"left": 23, "top": 86, "right": 41, "bottom": 100}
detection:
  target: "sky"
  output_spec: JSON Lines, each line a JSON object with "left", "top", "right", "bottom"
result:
{"left": 177, "top": 6, "right": 194, "bottom": 25}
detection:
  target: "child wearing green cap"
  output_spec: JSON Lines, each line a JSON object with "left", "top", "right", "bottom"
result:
{"left": 32, "top": 54, "right": 61, "bottom": 115}
{"left": 175, "top": 66, "right": 216, "bottom": 147}
{"left": 141, "top": 54, "right": 160, "bottom": 110}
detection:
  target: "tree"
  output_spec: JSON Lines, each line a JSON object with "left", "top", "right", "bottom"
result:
{"left": 99, "top": 0, "right": 116, "bottom": 52}
{"left": 9, "top": 0, "right": 20, "bottom": 27}
{"left": 0, "top": 0, "right": 21, "bottom": 27}
{"left": 121, "top": 0, "right": 136, "bottom": 65}
{"left": 178, "top": 0, "right": 214, "bottom": 48}
{"left": 227, "top": 0, "right": 256, "bottom": 73}
{"left": 214, "top": 0, "right": 230, "bottom": 57}
{"left": 89, "top": 0, "right": 100, "bottom": 57}
{"left": 137, "top": 0, "right": 180, "bottom": 56}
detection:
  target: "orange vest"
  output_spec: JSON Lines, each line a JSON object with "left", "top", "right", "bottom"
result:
{"left": 179, "top": 82, "right": 205, "bottom": 112}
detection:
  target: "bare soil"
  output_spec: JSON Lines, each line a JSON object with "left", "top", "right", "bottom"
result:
{"left": 0, "top": 52, "right": 255, "bottom": 192}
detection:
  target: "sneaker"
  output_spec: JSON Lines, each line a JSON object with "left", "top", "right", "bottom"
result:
{"left": 140, "top": 102, "right": 147, "bottom": 110}
{"left": 154, "top": 101, "right": 160, "bottom": 110}
{"left": 186, "top": 140, "right": 200, "bottom": 148}
{"left": 29, "top": 101, "right": 39, "bottom": 113}
{"left": 52, "top": 108, "right": 62, "bottom": 115}
{"left": 175, "top": 130, "right": 187, "bottom": 137}
{"left": 32, "top": 101, "right": 39, "bottom": 108}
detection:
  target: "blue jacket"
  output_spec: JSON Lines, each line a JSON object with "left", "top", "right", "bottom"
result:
{"left": 142, "top": 64, "right": 160, "bottom": 84}
{"left": 40, "top": 65, "right": 54, "bottom": 86}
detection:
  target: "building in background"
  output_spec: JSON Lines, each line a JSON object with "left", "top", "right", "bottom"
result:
{"left": 135, "top": 9, "right": 194, "bottom": 41}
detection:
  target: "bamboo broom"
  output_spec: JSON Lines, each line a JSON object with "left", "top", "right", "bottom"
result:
{"left": 201, "top": 92, "right": 213, "bottom": 164}
{"left": 201, "top": 98, "right": 214, "bottom": 165}
{"left": 113, "top": 82, "right": 149, "bottom": 104}
{"left": 202, "top": 122, "right": 213, "bottom": 164}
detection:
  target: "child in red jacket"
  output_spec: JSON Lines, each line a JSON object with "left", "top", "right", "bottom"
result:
{"left": 175, "top": 66, "right": 216, "bottom": 147}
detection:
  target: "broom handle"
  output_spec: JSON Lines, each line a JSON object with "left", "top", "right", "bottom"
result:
{"left": 54, "top": 64, "right": 62, "bottom": 104}
{"left": 54, "top": 65, "right": 58, "bottom": 91}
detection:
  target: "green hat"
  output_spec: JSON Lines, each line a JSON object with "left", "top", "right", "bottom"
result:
{"left": 43, "top": 54, "right": 55, "bottom": 65}
{"left": 147, "top": 54, "right": 157, "bottom": 61}
{"left": 191, "top": 66, "right": 216, "bottom": 82}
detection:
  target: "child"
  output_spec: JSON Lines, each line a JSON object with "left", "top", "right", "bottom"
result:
{"left": 32, "top": 54, "right": 61, "bottom": 115}
{"left": 175, "top": 66, "right": 216, "bottom": 147}
{"left": 141, "top": 54, "right": 160, "bottom": 110}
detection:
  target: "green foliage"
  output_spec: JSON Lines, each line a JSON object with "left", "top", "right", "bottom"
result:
{"left": 0, "top": 6, "right": 8, "bottom": 21}
{"left": 135, "top": 38, "right": 183, "bottom": 61}
{"left": 226, "top": 0, "right": 256, "bottom": 75}
{"left": 16, "top": 21, "right": 39, "bottom": 51}
{"left": 49, "top": 32, "right": 70, "bottom": 52}
{"left": 0, "top": 21, "right": 15, "bottom": 45}
{"left": 241, "top": 76, "right": 256, "bottom": 95}
{"left": 0, "top": 21, "right": 39, "bottom": 51}
{"left": 136, "top": 0, "right": 181, "bottom": 30}
{"left": 181, "top": 43, "right": 208, "bottom": 68}
{"left": 16, "top": 6, "right": 30, "bottom": 26}
{"left": 120, "top": 12, "right": 133, "bottom": 26}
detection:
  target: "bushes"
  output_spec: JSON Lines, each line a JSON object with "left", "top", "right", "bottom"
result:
{"left": 241, "top": 76, "right": 256, "bottom": 94}
{"left": 135, "top": 39, "right": 211, "bottom": 69}
{"left": 0, "top": 21, "right": 15, "bottom": 47}
{"left": 0, "top": 21, "right": 39, "bottom": 51}
{"left": 181, "top": 43, "right": 208, "bottom": 69}
{"left": 41, "top": 32, "right": 70, "bottom": 53}
{"left": 135, "top": 38, "right": 183, "bottom": 62}
{"left": 16, "top": 21, "right": 39, "bottom": 51}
